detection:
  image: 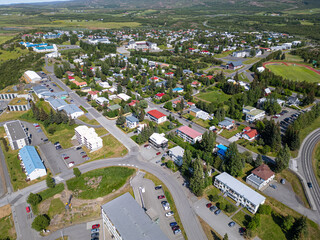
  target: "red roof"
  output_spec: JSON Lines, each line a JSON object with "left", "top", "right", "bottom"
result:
{"left": 243, "top": 126, "right": 251, "bottom": 132}
{"left": 166, "top": 72, "right": 174, "bottom": 75}
{"left": 177, "top": 126, "right": 202, "bottom": 139}
{"left": 189, "top": 48, "right": 195, "bottom": 50}
{"left": 173, "top": 100, "right": 181, "bottom": 104}
{"left": 68, "top": 76, "right": 75, "bottom": 80}
{"left": 147, "top": 110, "right": 166, "bottom": 119}
{"left": 150, "top": 76, "right": 159, "bottom": 80}
{"left": 201, "top": 50, "right": 209, "bottom": 52}
{"left": 187, "top": 102, "right": 195, "bottom": 106}
{"left": 155, "top": 93, "right": 165, "bottom": 98}
{"left": 244, "top": 129, "right": 258, "bottom": 139}
{"left": 88, "top": 91, "right": 99, "bottom": 95}
{"left": 192, "top": 81, "right": 199, "bottom": 85}
{"left": 206, "top": 75, "right": 213, "bottom": 80}
{"left": 128, "top": 100, "right": 139, "bottom": 106}
{"left": 252, "top": 164, "right": 274, "bottom": 180}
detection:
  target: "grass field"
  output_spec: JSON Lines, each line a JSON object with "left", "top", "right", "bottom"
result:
{"left": 48, "top": 198, "right": 65, "bottom": 218}
{"left": 313, "top": 142, "right": 320, "bottom": 187}
{"left": 0, "top": 34, "right": 15, "bottom": 44}
{"left": 39, "top": 183, "right": 65, "bottom": 201}
{"left": 253, "top": 214, "right": 286, "bottom": 240}
{"left": 66, "top": 167, "right": 135, "bottom": 199}
{"left": 243, "top": 57, "right": 259, "bottom": 65}
{"left": 86, "top": 134, "right": 127, "bottom": 161}
{"left": 78, "top": 115, "right": 100, "bottom": 126}
{"left": 0, "top": 214, "right": 16, "bottom": 240}
{"left": 219, "top": 124, "right": 245, "bottom": 139}
{"left": 0, "top": 48, "right": 29, "bottom": 62}
{"left": 266, "top": 63, "right": 320, "bottom": 83}
{"left": 196, "top": 89, "right": 231, "bottom": 103}
{"left": 198, "top": 217, "right": 222, "bottom": 240}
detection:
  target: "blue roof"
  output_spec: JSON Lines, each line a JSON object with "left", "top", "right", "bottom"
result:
{"left": 218, "top": 149, "right": 226, "bottom": 157}
{"left": 48, "top": 98, "right": 68, "bottom": 110}
{"left": 35, "top": 46, "right": 54, "bottom": 50}
{"left": 217, "top": 144, "right": 228, "bottom": 152}
{"left": 126, "top": 115, "right": 139, "bottom": 122}
{"left": 19, "top": 146, "right": 45, "bottom": 175}
{"left": 60, "top": 104, "right": 83, "bottom": 115}
{"left": 173, "top": 87, "right": 183, "bottom": 92}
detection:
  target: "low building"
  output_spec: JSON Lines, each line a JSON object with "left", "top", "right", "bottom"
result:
{"left": 88, "top": 91, "right": 100, "bottom": 100}
{"left": 154, "top": 93, "right": 165, "bottom": 100}
{"left": 246, "top": 164, "right": 275, "bottom": 190}
{"left": 147, "top": 110, "right": 167, "bottom": 124}
{"left": 4, "top": 120, "right": 29, "bottom": 150}
{"left": 214, "top": 172, "right": 266, "bottom": 214}
{"left": 242, "top": 128, "right": 259, "bottom": 141}
{"left": 117, "top": 93, "right": 131, "bottom": 101}
{"left": 189, "top": 108, "right": 211, "bottom": 120}
{"left": 126, "top": 115, "right": 139, "bottom": 129}
{"left": 218, "top": 117, "right": 235, "bottom": 129}
{"left": 176, "top": 125, "right": 202, "bottom": 144}
{"left": 227, "top": 61, "right": 243, "bottom": 70}
{"left": 75, "top": 125, "right": 103, "bottom": 151}
{"left": 101, "top": 192, "right": 169, "bottom": 240}
{"left": 243, "top": 106, "right": 265, "bottom": 123}
{"left": 169, "top": 146, "right": 184, "bottom": 166}
{"left": 96, "top": 97, "right": 109, "bottom": 106}
{"left": 99, "top": 82, "right": 110, "bottom": 89}
{"left": 18, "top": 146, "right": 46, "bottom": 181}
{"left": 149, "top": 133, "right": 168, "bottom": 148}
{"left": 8, "top": 98, "right": 31, "bottom": 111}
{"left": 216, "top": 144, "right": 228, "bottom": 159}
{"left": 108, "top": 104, "right": 121, "bottom": 111}
{"left": 60, "top": 104, "right": 84, "bottom": 119}
{"left": 47, "top": 98, "right": 68, "bottom": 111}
{"left": 172, "top": 87, "right": 183, "bottom": 93}
{"left": 24, "top": 71, "right": 42, "bottom": 83}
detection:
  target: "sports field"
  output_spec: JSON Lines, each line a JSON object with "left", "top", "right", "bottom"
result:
{"left": 265, "top": 63, "right": 320, "bottom": 83}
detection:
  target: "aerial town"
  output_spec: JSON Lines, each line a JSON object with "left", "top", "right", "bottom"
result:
{"left": 0, "top": 1, "right": 319, "bottom": 240}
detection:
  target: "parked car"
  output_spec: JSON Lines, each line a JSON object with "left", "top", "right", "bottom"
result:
{"left": 170, "top": 222, "right": 177, "bottom": 227}
{"left": 206, "top": 203, "right": 212, "bottom": 208}
{"left": 174, "top": 229, "right": 181, "bottom": 235}
{"left": 26, "top": 206, "right": 31, "bottom": 213}
{"left": 307, "top": 182, "right": 313, "bottom": 188}
{"left": 210, "top": 206, "right": 217, "bottom": 212}
{"left": 172, "top": 226, "right": 180, "bottom": 231}
{"left": 161, "top": 201, "right": 167, "bottom": 205}
{"left": 270, "top": 184, "right": 277, "bottom": 189}
{"left": 155, "top": 185, "right": 162, "bottom": 190}
{"left": 214, "top": 209, "right": 221, "bottom": 215}
{"left": 144, "top": 144, "right": 149, "bottom": 147}
{"left": 54, "top": 142, "right": 60, "bottom": 146}
{"left": 68, "top": 162, "right": 75, "bottom": 167}
{"left": 280, "top": 179, "right": 286, "bottom": 184}
{"left": 91, "top": 233, "right": 99, "bottom": 238}
{"left": 228, "top": 221, "right": 235, "bottom": 227}
{"left": 91, "top": 229, "right": 99, "bottom": 233}
{"left": 91, "top": 224, "right": 100, "bottom": 229}
{"left": 76, "top": 146, "right": 82, "bottom": 150}
{"left": 64, "top": 156, "right": 70, "bottom": 160}
{"left": 156, "top": 152, "right": 161, "bottom": 155}
{"left": 158, "top": 195, "right": 165, "bottom": 199}
{"left": 82, "top": 155, "right": 88, "bottom": 158}
{"left": 80, "top": 151, "right": 86, "bottom": 155}
{"left": 165, "top": 211, "right": 174, "bottom": 217}
{"left": 239, "top": 227, "right": 246, "bottom": 235}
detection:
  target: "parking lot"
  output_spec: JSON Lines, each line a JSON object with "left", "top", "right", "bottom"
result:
{"left": 193, "top": 198, "right": 243, "bottom": 240}
{"left": 139, "top": 144, "right": 165, "bottom": 164}
{"left": 131, "top": 172, "right": 184, "bottom": 240}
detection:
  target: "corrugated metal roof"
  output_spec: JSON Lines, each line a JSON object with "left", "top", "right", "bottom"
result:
{"left": 19, "top": 146, "right": 45, "bottom": 175}
{"left": 101, "top": 193, "right": 169, "bottom": 240}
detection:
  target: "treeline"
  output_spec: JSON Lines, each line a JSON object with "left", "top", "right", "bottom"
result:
{"left": 79, "top": 41, "right": 117, "bottom": 54}
{"left": 291, "top": 47, "right": 320, "bottom": 65}
{"left": 0, "top": 53, "right": 43, "bottom": 89}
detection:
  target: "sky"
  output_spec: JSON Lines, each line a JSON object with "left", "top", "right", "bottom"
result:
{"left": 0, "top": 0, "right": 70, "bottom": 5}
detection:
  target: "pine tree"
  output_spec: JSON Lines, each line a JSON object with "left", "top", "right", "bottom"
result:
{"left": 275, "top": 144, "right": 291, "bottom": 173}
{"left": 224, "top": 142, "right": 243, "bottom": 177}
{"left": 190, "top": 158, "right": 204, "bottom": 196}
{"left": 181, "top": 150, "right": 192, "bottom": 176}
{"left": 255, "top": 154, "right": 263, "bottom": 167}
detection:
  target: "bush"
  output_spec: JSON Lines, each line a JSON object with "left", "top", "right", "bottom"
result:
{"left": 73, "top": 167, "right": 81, "bottom": 177}
{"left": 217, "top": 201, "right": 226, "bottom": 210}
{"left": 46, "top": 175, "right": 55, "bottom": 188}
{"left": 258, "top": 205, "right": 272, "bottom": 215}
{"left": 47, "top": 125, "right": 56, "bottom": 135}
{"left": 166, "top": 160, "right": 174, "bottom": 169}
{"left": 27, "top": 193, "right": 42, "bottom": 206}
{"left": 31, "top": 214, "right": 50, "bottom": 231}
{"left": 209, "top": 194, "right": 220, "bottom": 202}
{"left": 225, "top": 203, "right": 237, "bottom": 213}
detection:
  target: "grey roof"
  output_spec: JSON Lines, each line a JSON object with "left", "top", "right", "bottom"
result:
{"left": 216, "top": 172, "right": 266, "bottom": 206}
{"left": 169, "top": 146, "right": 184, "bottom": 157}
{"left": 246, "top": 173, "right": 264, "bottom": 186}
{"left": 101, "top": 193, "right": 169, "bottom": 240}
{"left": 5, "top": 120, "right": 27, "bottom": 141}
{"left": 190, "top": 107, "right": 201, "bottom": 113}
{"left": 126, "top": 115, "right": 139, "bottom": 123}
{"left": 48, "top": 98, "right": 68, "bottom": 110}
{"left": 228, "top": 61, "right": 243, "bottom": 67}
{"left": 60, "top": 104, "right": 83, "bottom": 115}
{"left": 108, "top": 104, "right": 121, "bottom": 111}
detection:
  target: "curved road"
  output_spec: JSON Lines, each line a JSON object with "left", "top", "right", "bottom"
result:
{"left": 298, "top": 128, "right": 320, "bottom": 212}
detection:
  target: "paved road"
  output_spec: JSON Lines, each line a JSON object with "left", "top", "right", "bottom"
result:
{"left": 296, "top": 128, "right": 320, "bottom": 214}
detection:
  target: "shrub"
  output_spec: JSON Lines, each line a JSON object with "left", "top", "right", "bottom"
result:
{"left": 258, "top": 205, "right": 272, "bottom": 215}
{"left": 225, "top": 203, "right": 237, "bottom": 213}
{"left": 27, "top": 193, "right": 42, "bottom": 206}
{"left": 209, "top": 194, "right": 220, "bottom": 202}
{"left": 46, "top": 175, "right": 55, "bottom": 188}
{"left": 217, "top": 201, "right": 226, "bottom": 210}
{"left": 32, "top": 214, "right": 50, "bottom": 231}
{"left": 73, "top": 167, "right": 81, "bottom": 177}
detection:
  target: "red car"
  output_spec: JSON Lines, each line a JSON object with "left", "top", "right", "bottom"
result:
{"left": 64, "top": 156, "right": 70, "bottom": 160}
{"left": 206, "top": 203, "right": 212, "bottom": 208}
{"left": 156, "top": 152, "right": 161, "bottom": 155}
{"left": 158, "top": 195, "right": 165, "bottom": 199}
{"left": 82, "top": 155, "right": 88, "bottom": 158}
{"left": 26, "top": 206, "right": 31, "bottom": 213}
{"left": 144, "top": 144, "right": 149, "bottom": 147}
{"left": 272, "top": 116, "right": 278, "bottom": 119}
{"left": 92, "top": 224, "right": 100, "bottom": 229}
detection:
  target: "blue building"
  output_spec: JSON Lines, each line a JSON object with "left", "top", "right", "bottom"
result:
{"left": 19, "top": 146, "right": 46, "bottom": 181}
{"left": 172, "top": 87, "right": 183, "bottom": 93}
{"left": 217, "top": 144, "right": 228, "bottom": 159}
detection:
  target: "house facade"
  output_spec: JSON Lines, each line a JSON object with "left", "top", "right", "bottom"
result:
{"left": 246, "top": 164, "right": 275, "bottom": 190}
{"left": 147, "top": 110, "right": 167, "bottom": 124}
{"left": 176, "top": 125, "right": 202, "bottom": 144}
{"left": 243, "top": 106, "right": 265, "bottom": 123}
{"left": 169, "top": 146, "right": 185, "bottom": 166}
{"left": 126, "top": 116, "right": 139, "bottom": 129}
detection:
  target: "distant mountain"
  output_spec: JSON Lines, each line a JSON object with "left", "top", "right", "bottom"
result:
{"left": 72, "top": 0, "right": 320, "bottom": 10}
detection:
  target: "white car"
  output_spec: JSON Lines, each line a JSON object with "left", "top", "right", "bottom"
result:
{"left": 165, "top": 211, "right": 174, "bottom": 217}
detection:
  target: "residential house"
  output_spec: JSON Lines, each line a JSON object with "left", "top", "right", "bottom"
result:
{"left": 169, "top": 146, "right": 185, "bottom": 166}
{"left": 108, "top": 104, "right": 122, "bottom": 111}
{"left": 227, "top": 61, "right": 243, "bottom": 70}
{"left": 189, "top": 108, "right": 211, "bottom": 120}
{"left": 147, "top": 110, "right": 167, "bottom": 124}
{"left": 187, "top": 102, "right": 196, "bottom": 108}
{"left": 96, "top": 97, "right": 109, "bottom": 106}
{"left": 128, "top": 100, "right": 139, "bottom": 107}
{"left": 149, "top": 133, "right": 168, "bottom": 148}
{"left": 191, "top": 81, "right": 201, "bottom": 88}
{"left": 176, "top": 125, "right": 202, "bottom": 144}
{"left": 242, "top": 127, "right": 259, "bottom": 141}
{"left": 126, "top": 115, "right": 139, "bottom": 129}
{"left": 216, "top": 144, "right": 228, "bottom": 159}
{"left": 165, "top": 72, "right": 174, "bottom": 78}
{"left": 287, "top": 96, "right": 300, "bottom": 107}
{"left": 117, "top": 93, "right": 131, "bottom": 101}
{"left": 243, "top": 106, "right": 265, "bottom": 123}
{"left": 214, "top": 172, "right": 266, "bottom": 214}
{"left": 155, "top": 93, "right": 166, "bottom": 100}
{"left": 88, "top": 91, "right": 99, "bottom": 100}
{"left": 172, "top": 87, "right": 183, "bottom": 93}
{"left": 75, "top": 125, "right": 103, "bottom": 151}
{"left": 218, "top": 117, "right": 235, "bottom": 129}
{"left": 246, "top": 164, "right": 275, "bottom": 190}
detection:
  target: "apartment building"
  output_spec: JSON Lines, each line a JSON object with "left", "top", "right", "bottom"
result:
{"left": 75, "top": 125, "right": 103, "bottom": 151}
{"left": 176, "top": 125, "right": 202, "bottom": 144}
{"left": 4, "top": 120, "right": 29, "bottom": 150}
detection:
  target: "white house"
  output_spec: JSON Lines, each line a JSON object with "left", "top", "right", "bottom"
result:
{"left": 169, "top": 146, "right": 185, "bottom": 166}
{"left": 75, "top": 125, "right": 103, "bottom": 151}
{"left": 149, "top": 133, "right": 168, "bottom": 148}
{"left": 218, "top": 117, "right": 235, "bottom": 129}
{"left": 126, "top": 115, "right": 139, "bottom": 129}
{"left": 4, "top": 120, "right": 29, "bottom": 150}
{"left": 99, "top": 82, "right": 111, "bottom": 89}
{"left": 214, "top": 172, "right": 266, "bottom": 214}
{"left": 190, "top": 108, "right": 211, "bottom": 121}
{"left": 246, "top": 164, "right": 275, "bottom": 190}
{"left": 243, "top": 106, "right": 265, "bottom": 123}
{"left": 96, "top": 97, "right": 109, "bottom": 106}
{"left": 147, "top": 110, "right": 167, "bottom": 124}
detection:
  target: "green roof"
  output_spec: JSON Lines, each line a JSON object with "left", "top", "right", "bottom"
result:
{"left": 108, "top": 104, "right": 121, "bottom": 111}
{"left": 9, "top": 98, "right": 29, "bottom": 105}
{"left": 247, "top": 109, "right": 265, "bottom": 116}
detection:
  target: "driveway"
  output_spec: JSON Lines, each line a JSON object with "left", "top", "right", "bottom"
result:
{"left": 193, "top": 198, "right": 243, "bottom": 240}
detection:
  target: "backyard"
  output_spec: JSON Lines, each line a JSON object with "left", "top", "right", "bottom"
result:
{"left": 196, "top": 89, "right": 231, "bottom": 103}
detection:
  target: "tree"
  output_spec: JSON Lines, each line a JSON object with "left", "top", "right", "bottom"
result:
{"left": 189, "top": 158, "right": 204, "bottom": 196}
{"left": 32, "top": 214, "right": 50, "bottom": 231}
{"left": 281, "top": 215, "right": 295, "bottom": 232}
{"left": 223, "top": 233, "right": 229, "bottom": 240}
{"left": 224, "top": 142, "right": 243, "bottom": 177}
{"left": 292, "top": 216, "right": 308, "bottom": 240}
{"left": 164, "top": 101, "right": 173, "bottom": 110}
{"left": 275, "top": 144, "right": 291, "bottom": 173}
{"left": 200, "top": 131, "right": 216, "bottom": 153}
{"left": 181, "top": 150, "right": 192, "bottom": 176}
{"left": 255, "top": 154, "right": 263, "bottom": 167}
{"left": 73, "top": 167, "right": 81, "bottom": 177}
{"left": 139, "top": 100, "right": 148, "bottom": 109}
{"left": 27, "top": 193, "right": 42, "bottom": 206}
{"left": 283, "top": 126, "right": 300, "bottom": 151}
{"left": 138, "top": 110, "right": 145, "bottom": 122}
{"left": 116, "top": 115, "right": 126, "bottom": 125}
{"left": 46, "top": 175, "right": 55, "bottom": 188}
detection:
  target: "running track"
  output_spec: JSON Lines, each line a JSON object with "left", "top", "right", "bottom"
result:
{"left": 263, "top": 61, "right": 320, "bottom": 75}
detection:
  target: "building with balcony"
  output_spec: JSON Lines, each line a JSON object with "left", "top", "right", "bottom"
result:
{"left": 75, "top": 125, "right": 103, "bottom": 151}
{"left": 147, "top": 110, "right": 167, "bottom": 124}
{"left": 176, "top": 125, "right": 202, "bottom": 144}
{"left": 4, "top": 120, "right": 29, "bottom": 150}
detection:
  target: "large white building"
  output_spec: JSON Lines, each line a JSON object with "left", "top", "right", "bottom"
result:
{"left": 147, "top": 110, "right": 167, "bottom": 124}
{"left": 214, "top": 172, "right": 266, "bottom": 214}
{"left": 101, "top": 193, "right": 169, "bottom": 240}
{"left": 24, "top": 71, "right": 42, "bottom": 83}
{"left": 75, "top": 125, "right": 103, "bottom": 151}
{"left": 149, "top": 133, "right": 168, "bottom": 148}
{"left": 243, "top": 106, "right": 265, "bottom": 123}
{"left": 18, "top": 146, "right": 46, "bottom": 181}
{"left": 4, "top": 120, "right": 29, "bottom": 150}
{"left": 176, "top": 125, "right": 202, "bottom": 144}
{"left": 169, "top": 146, "right": 184, "bottom": 166}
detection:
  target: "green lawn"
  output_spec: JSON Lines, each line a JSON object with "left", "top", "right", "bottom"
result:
{"left": 0, "top": 214, "right": 16, "bottom": 240}
{"left": 196, "top": 90, "right": 231, "bottom": 103}
{"left": 232, "top": 210, "right": 251, "bottom": 227}
{"left": 266, "top": 64, "right": 320, "bottom": 83}
{"left": 66, "top": 167, "right": 135, "bottom": 199}
{"left": 313, "top": 142, "right": 320, "bottom": 187}
{"left": 39, "top": 183, "right": 65, "bottom": 201}
{"left": 78, "top": 115, "right": 100, "bottom": 126}
{"left": 86, "top": 134, "right": 128, "bottom": 161}
{"left": 236, "top": 139, "right": 277, "bottom": 157}
{"left": 94, "top": 127, "right": 108, "bottom": 136}
{"left": 219, "top": 124, "right": 245, "bottom": 139}
{"left": 253, "top": 214, "right": 286, "bottom": 240}
{"left": 243, "top": 58, "right": 259, "bottom": 65}
{"left": 48, "top": 198, "right": 65, "bottom": 218}
{"left": 239, "top": 72, "right": 250, "bottom": 82}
